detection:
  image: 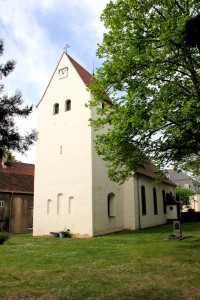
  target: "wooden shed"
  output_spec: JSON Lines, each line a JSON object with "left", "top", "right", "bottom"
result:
{"left": 0, "top": 162, "right": 34, "bottom": 233}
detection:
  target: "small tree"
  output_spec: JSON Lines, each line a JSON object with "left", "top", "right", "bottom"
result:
{"left": 0, "top": 39, "right": 37, "bottom": 161}
{"left": 176, "top": 186, "right": 194, "bottom": 205}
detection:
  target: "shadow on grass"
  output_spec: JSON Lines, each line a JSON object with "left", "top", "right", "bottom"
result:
{"left": 104, "top": 222, "right": 200, "bottom": 237}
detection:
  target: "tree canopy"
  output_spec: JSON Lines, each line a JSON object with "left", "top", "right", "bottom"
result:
{"left": 88, "top": 0, "right": 200, "bottom": 183}
{"left": 0, "top": 39, "right": 37, "bottom": 162}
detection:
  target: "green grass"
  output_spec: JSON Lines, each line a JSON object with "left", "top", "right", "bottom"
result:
{"left": 0, "top": 223, "right": 200, "bottom": 300}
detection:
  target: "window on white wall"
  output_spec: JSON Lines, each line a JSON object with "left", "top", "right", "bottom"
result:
{"left": 57, "top": 193, "right": 63, "bottom": 214}
{"left": 162, "top": 190, "right": 166, "bottom": 214}
{"left": 107, "top": 193, "right": 116, "bottom": 217}
{"left": 69, "top": 196, "right": 75, "bottom": 215}
{"left": 65, "top": 99, "right": 71, "bottom": 111}
{"left": 53, "top": 103, "right": 59, "bottom": 114}
{"left": 47, "top": 199, "right": 52, "bottom": 215}
{"left": 141, "top": 186, "right": 146, "bottom": 215}
{"left": 153, "top": 188, "right": 158, "bottom": 215}
{"left": 0, "top": 200, "right": 4, "bottom": 207}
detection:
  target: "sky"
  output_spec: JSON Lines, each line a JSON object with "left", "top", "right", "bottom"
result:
{"left": 0, "top": 0, "right": 110, "bottom": 163}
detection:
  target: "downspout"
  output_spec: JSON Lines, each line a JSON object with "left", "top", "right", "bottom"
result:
{"left": 9, "top": 192, "right": 13, "bottom": 234}
{"left": 136, "top": 174, "right": 141, "bottom": 229}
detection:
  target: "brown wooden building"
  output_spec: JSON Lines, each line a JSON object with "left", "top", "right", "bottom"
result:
{"left": 0, "top": 162, "right": 34, "bottom": 233}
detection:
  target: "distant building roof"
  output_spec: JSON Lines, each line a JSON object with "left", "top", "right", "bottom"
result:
{"left": 0, "top": 162, "right": 34, "bottom": 194}
{"left": 165, "top": 169, "right": 200, "bottom": 193}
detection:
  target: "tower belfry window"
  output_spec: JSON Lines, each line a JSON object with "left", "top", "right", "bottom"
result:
{"left": 53, "top": 103, "right": 59, "bottom": 115}
{"left": 65, "top": 99, "right": 71, "bottom": 111}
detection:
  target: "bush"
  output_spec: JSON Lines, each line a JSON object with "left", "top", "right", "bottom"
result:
{"left": 64, "top": 229, "right": 71, "bottom": 238}
{"left": 0, "top": 232, "right": 10, "bottom": 245}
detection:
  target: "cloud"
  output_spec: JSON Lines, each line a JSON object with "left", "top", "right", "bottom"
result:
{"left": 0, "top": 0, "right": 110, "bottom": 163}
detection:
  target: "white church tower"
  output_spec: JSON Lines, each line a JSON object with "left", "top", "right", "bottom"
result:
{"left": 33, "top": 52, "right": 133, "bottom": 237}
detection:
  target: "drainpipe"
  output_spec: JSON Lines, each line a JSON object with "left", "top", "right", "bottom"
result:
{"left": 9, "top": 192, "right": 13, "bottom": 235}
{"left": 136, "top": 175, "right": 141, "bottom": 229}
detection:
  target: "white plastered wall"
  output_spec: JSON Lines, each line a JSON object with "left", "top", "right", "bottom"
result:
{"left": 191, "top": 194, "right": 200, "bottom": 212}
{"left": 135, "top": 175, "right": 174, "bottom": 228}
{"left": 33, "top": 53, "right": 93, "bottom": 236}
{"left": 90, "top": 102, "right": 125, "bottom": 236}
{"left": 123, "top": 178, "right": 138, "bottom": 230}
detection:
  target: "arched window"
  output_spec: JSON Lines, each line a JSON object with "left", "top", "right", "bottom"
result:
{"left": 57, "top": 193, "right": 63, "bottom": 215}
{"left": 162, "top": 190, "right": 166, "bottom": 214}
{"left": 65, "top": 99, "right": 71, "bottom": 111}
{"left": 141, "top": 186, "right": 146, "bottom": 215}
{"left": 153, "top": 188, "right": 158, "bottom": 215}
{"left": 53, "top": 103, "right": 59, "bottom": 114}
{"left": 107, "top": 193, "right": 116, "bottom": 217}
{"left": 69, "top": 196, "right": 75, "bottom": 215}
{"left": 47, "top": 199, "right": 52, "bottom": 215}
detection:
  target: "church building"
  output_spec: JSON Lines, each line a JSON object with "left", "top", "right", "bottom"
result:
{"left": 33, "top": 52, "right": 175, "bottom": 237}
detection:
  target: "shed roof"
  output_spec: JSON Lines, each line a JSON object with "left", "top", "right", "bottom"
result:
{"left": 0, "top": 162, "right": 34, "bottom": 194}
{"left": 166, "top": 193, "right": 181, "bottom": 206}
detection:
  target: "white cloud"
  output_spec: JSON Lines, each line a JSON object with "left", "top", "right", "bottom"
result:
{"left": 0, "top": 0, "right": 110, "bottom": 163}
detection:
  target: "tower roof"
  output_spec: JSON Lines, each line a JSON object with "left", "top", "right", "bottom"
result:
{"left": 67, "top": 54, "right": 93, "bottom": 85}
{"left": 37, "top": 52, "right": 93, "bottom": 107}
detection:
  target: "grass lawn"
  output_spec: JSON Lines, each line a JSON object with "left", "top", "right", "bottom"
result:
{"left": 0, "top": 223, "right": 200, "bottom": 300}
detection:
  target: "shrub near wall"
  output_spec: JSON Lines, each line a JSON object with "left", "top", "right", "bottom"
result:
{"left": 0, "top": 232, "right": 9, "bottom": 245}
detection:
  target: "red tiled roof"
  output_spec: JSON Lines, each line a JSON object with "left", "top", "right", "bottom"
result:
{"left": 67, "top": 54, "right": 93, "bottom": 85}
{"left": 0, "top": 162, "right": 34, "bottom": 175}
{"left": 67, "top": 54, "right": 112, "bottom": 104}
{"left": 0, "top": 162, "right": 34, "bottom": 194}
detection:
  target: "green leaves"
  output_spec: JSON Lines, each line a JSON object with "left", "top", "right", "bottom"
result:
{"left": 89, "top": 0, "right": 200, "bottom": 183}
{"left": 0, "top": 39, "right": 37, "bottom": 159}
{"left": 176, "top": 186, "right": 194, "bottom": 205}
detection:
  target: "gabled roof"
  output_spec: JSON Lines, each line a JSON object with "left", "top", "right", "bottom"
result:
{"left": 37, "top": 52, "right": 93, "bottom": 107}
{"left": 67, "top": 54, "right": 93, "bottom": 85}
{"left": 136, "top": 161, "right": 176, "bottom": 186}
{"left": 0, "top": 162, "right": 34, "bottom": 194}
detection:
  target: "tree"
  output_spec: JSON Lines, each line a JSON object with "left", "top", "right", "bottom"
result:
{"left": 0, "top": 39, "right": 37, "bottom": 162}
{"left": 88, "top": 0, "right": 200, "bottom": 183}
{"left": 176, "top": 186, "right": 194, "bottom": 205}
